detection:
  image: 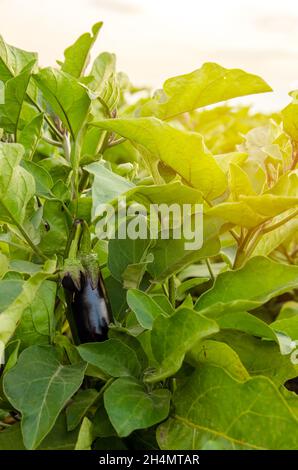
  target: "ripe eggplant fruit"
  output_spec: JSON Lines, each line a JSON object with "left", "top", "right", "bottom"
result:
{"left": 71, "top": 271, "right": 111, "bottom": 343}
{"left": 61, "top": 221, "right": 113, "bottom": 343}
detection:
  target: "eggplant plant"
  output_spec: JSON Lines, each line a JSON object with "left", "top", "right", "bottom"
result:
{"left": 0, "top": 22, "right": 298, "bottom": 450}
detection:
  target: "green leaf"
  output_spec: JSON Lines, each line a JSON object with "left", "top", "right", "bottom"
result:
{"left": 85, "top": 162, "right": 134, "bottom": 217}
{"left": 66, "top": 389, "right": 98, "bottom": 431}
{"left": 271, "top": 315, "right": 298, "bottom": 341}
{"left": 140, "top": 62, "right": 272, "bottom": 120}
{"left": 157, "top": 365, "right": 298, "bottom": 450}
{"left": 104, "top": 377, "right": 171, "bottom": 437}
{"left": 0, "top": 61, "right": 36, "bottom": 134}
{"left": 147, "top": 214, "right": 221, "bottom": 281}
{"left": 77, "top": 338, "right": 142, "bottom": 378}
{"left": 39, "top": 200, "right": 70, "bottom": 256}
{"left": 0, "top": 413, "right": 80, "bottom": 450}
{"left": 91, "top": 117, "right": 227, "bottom": 200}
{"left": 127, "top": 289, "right": 170, "bottom": 330}
{"left": 33, "top": 67, "right": 90, "bottom": 138}
{"left": 61, "top": 22, "right": 102, "bottom": 78}
{"left": 0, "top": 36, "right": 37, "bottom": 83}
{"left": 18, "top": 113, "right": 44, "bottom": 160}
{"left": 214, "top": 331, "right": 298, "bottom": 386}
{"left": 215, "top": 311, "right": 291, "bottom": 354}
{"left": 21, "top": 160, "right": 53, "bottom": 198}
{"left": 196, "top": 257, "right": 298, "bottom": 315}
{"left": 0, "top": 280, "right": 23, "bottom": 310}
{"left": 282, "top": 91, "right": 298, "bottom": 141}
{"left": 187, "top": 339, "right": 249, "bottom": 381}
{"left": 0, "top": 260, "right": 56, "bottom": 345}
{"left": 0, "top": 143, "right": 35, "bottom": 225}
{"left": 3, "top": 345, "right": 86, "bottom": 449}
{"left": 75, "top": 417, "right": 93, "bottom": 450}
{"left": 89, "top": 52, "right": 116, "bottom": 95}
{"left": 146, "top": 307, "right": 218, "bottom": 382}
{"left": 13, "top": 280, "right": 57, "bottom": 348}
{"left": 108, "top": 223, "right": 153, "bottom": 284}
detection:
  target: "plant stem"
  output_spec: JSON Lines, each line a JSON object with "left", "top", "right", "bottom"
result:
{"left": 15, "top": 221, "right": 47, "bottom": 261}
{"left": 168, "top": 275, "right": 176, "bottom": 307}
{"left": 107, "top": 137, "right": 126, "bottom": 148}
{"left": 43, "top": 135, "right": 62, "bottom": 147}
{"left": 205, "top": 258, "right": 215, "bottom": 282}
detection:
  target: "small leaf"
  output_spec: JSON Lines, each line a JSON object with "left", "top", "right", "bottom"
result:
{"left": 61, "top": 22, "right": 102, "bottom": 78}
{"left": 127, "top": 289, "right": 170, "bottom": 330}
{"left": 77, "top": 338, "right": 142, "bottom": 378}
{"left": 104, "top": 377, "right": 171, "bottom": 437}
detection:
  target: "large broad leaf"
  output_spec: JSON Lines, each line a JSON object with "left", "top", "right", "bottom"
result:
{"left": 3, "top": 345, "right": 86, "bottom": 449}
{"left": 157, "top": 365, "right": 298, "bottom": 450}
{"left": 140, "top": 62, "right": 272, "bottom": 120}
{"left": 146, "top": 307, "right": 218, "bottom": 383}
{"left": 104, "top": 377, "right": 171, "bottom": 437}
{"left": 33, "top": 67, "right": 90, "bottom": 138}
{"left": 214, "top": 330, "right": 298, "bottom": 386}
{"left": 60, "top": 22, "right": 102, "bottom": 78}
{"left": 0, "top": 143, "right": 35, "bottom": 225}
{"left": 91, "top": 117, "right": 227, "bottom": 200}
{"left": 0, "top": 260, "right": 56, "bottom": 344}
{"left": 0, "top": 62, "right": 36, "bottom": 134}
{"left": 77, "top": 339, "right": 142, "bottom": 378}
{"left": 195, "top": 257, "right": 298, "bottom": 315}
{"left": 0, "top": 36, "right": 37, "bottom": 83}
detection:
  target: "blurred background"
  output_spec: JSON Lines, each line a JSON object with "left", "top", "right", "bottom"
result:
{"left": 1, "top": 0, "right": 298, "bottom": 111}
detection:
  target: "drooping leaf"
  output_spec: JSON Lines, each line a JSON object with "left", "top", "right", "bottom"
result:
{"left": 140, "top": 62, "right": 272, "bottom": 120}
{"left": 0, "top": 260, "right": 56, "bottom": 345}
{"left": 91, "top": 117, "right": 227, "bottom": 200}
{"left": 196, "top": 257, "right": 298, "bottom": 315}
{"left": 3, "top": 345, "right": 86, "bottom": 449}
{"left": 0, "top": 61, "right": 36, "bottom": 134}
{"left": 33, "top": 67, "right": 90, "bottom": 138}
{"left": 0, "top": 143, "right": 35, "bottom": 225}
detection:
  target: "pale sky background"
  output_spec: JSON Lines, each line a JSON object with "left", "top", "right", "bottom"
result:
{"left": 1, "top": 0, "right": 298, "bottom": 111}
